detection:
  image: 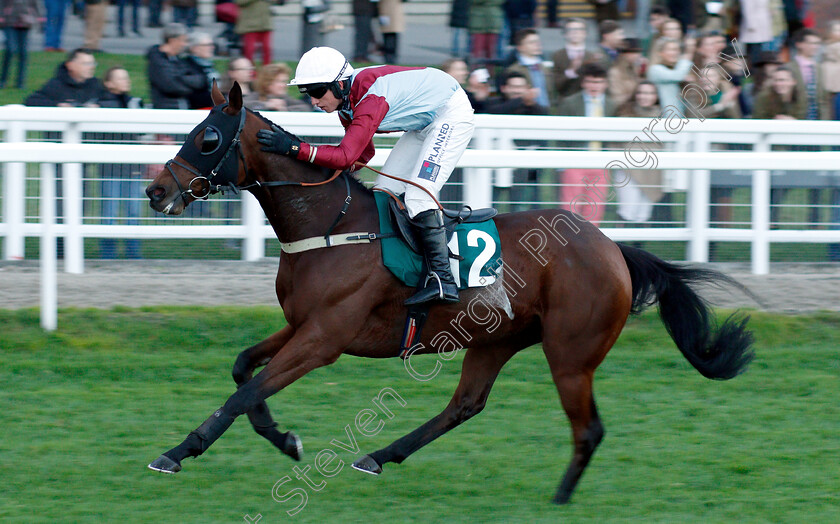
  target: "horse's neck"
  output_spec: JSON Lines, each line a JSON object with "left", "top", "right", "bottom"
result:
{"left": 250, "top": 160, "right": 376, "bottom": 244}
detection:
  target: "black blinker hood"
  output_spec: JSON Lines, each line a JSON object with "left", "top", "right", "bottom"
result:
{"left": 176, "top": 104, "right": 244, "bottom": 189}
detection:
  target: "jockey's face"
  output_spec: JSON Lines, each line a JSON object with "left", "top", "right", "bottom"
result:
{"left": 309, "top": 81, "right": 343, "bottom": 113}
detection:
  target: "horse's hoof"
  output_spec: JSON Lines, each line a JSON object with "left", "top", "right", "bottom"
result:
{"left": 552, "top": 492, "right": 572, "bottom": 505}
{"left": 283, "top": 432, "right": 303, "bottom": 461}
{"left": 148, "top": 454, "right": 181, "bottom": 474}
{"left": 351, "top": 455, "right": 382, "bottom": 475}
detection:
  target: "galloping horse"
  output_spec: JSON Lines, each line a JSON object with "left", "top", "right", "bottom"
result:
{"left": 145, "top": 83, "right": 754, "bottom": 504}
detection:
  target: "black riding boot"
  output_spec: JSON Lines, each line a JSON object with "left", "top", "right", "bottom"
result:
{"left": 405, "top": 209, "right": 459, "bottom": 306}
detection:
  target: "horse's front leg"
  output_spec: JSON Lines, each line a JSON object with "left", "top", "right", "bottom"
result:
{"left": 148, "top": 327, "right": 342, "bottom": 474}
{"left": 232, "top": 326, "right": 302, "bottom": 461}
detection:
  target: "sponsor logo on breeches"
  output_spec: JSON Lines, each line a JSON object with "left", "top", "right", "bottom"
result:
{"left": 419, "top": 123, "right": 452, "bottom": 182}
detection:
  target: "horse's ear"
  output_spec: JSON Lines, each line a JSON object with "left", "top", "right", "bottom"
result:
{"left": 226, "top": 81, "right": 243, "bottom": 114}
{"left": 211, "top": 80, "right": 226, "bottom": 106}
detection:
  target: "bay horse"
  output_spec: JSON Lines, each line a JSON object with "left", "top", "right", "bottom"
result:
{"left": 144, "top": 83, "right": 754, "bottom": 504}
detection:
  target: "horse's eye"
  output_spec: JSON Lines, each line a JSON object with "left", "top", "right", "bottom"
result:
{"left": 201, "top": 127, "right": 221, "bottom": 154}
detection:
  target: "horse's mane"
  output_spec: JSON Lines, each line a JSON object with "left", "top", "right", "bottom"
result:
{"left": 247, "top": 108, "right": 374, "bottom": 196}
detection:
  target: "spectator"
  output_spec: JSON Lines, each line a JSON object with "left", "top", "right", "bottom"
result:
{"left": 752, "top": 50, "right": 783, "bottom": 95}
{"left": 751, "top": 65, "right": 807, "bottom": 229}
{"left": 502, "top": 0, "right": 536, "bottom": 45}
{"left": 97, "top": 66, "right": 144, "bottom": 260}
{"left": 557, "top": 62, "right": 615, "bottom": 225}
{"left": 378, "top": 0, "right": 404, "bottom": 63}
{"left": 504, "top": 28, "right": 550, "bottom": 109}
{"left": 148, "top": 0, "right": 163, "bottom": 28}
{"left": 25, "top": 48, "right": 104, "bottom": 106}
{"left": 597, "top": 19, "right": 626, "bottom": 69}
{"left": 648, "top": 16, "right": 683, "bottom": 62}
{"left": 545, "top": 0, "right": 559, "bottom": 28}
{"left": 694, "top": 65, "right": 742, "bottom": 119}
{"left": 441, "top": 57, "right": 470, "bottom": 85}
{"left": 465, "top": 66, "right": 492, "bottom": 112}
{"left": 251, "top": 62, "right": 311, "bottom": 112}
{"left": 608, "top": 38, "right": 646, "bottom": 107}
{"left": 236, "top": 0, "right": 273, "bottom": 66}
{"left": 172, "top": 0, "right": 198, "bottom": 28}
{"left": 43, "top": 0, "right": 68, "bottom": 52}
{"left": 557, "top": 62, "right": 616, "bottom": 116}
{"left": 439, "top": 57, "right": 472, "bottom": 206}
{"left": 665, "top": 0, "right": 696, "bottom": 33}
{"left": 146, "top": 23, "right": 207, "bottom": 109}
{"left": 615, "top": 80, "right": 664, "bottom": 224}
{"left": 469, "top": 0, "right": 504, "bottom": 63}
{"left": 99, "top": 66, "right": 142, "bottom": 109}
{"left": 117, "top": 0, "right": 141, "bottom": 37}
{"left": 0, "top": 0, "right": 40, "bottom": 89}
{"left": 827, "top": 19, "right": 840, "bottom": 45}
{"left": 647, "top": 37, "right": 695, "bottom": 112}
{"left": 642, "top": 5, "right": 670, "bottom": 54}
{"left": 822, "top": 34, "right": 840, "bottom": 120}
{"left": 222, "top": 56, "right": 259, "bottom": 107}
{"left": 215, "top": 0, "right": 241, "bottom": 54}
{"left": 789, "top": 28, "right": 830, "bottom": 120}
{"left": 82, "top": 0, "right": 106, "bottom": 51}
{"left": 693, "top": 31, "right": 727, "bottom": 69}
{"left": 551, "top": 18, "right": 601, "bottom": 101}
{"left": 724, "top": 0, "right": 786, "bottom": 66}
{"left": 483, "top": 70, "right": 547, "bottom": 212}
{"left": 184, "top": 31, "right": 221, "bottom": 109}
{"left": 753, "top": 66, "right": 804, "bottom": 116}
{"left": 587, "top": 0, "right": 619, "bottom": 26}
{"left": 788, "top": 28, "right": 829, "bottom": 229}
{"left": 484, "top": 69, "right": 548, "bottom": 114}
{"left": 25, "top": 48, "right": 104, "bottom": 260}
{"left": 353, "top": 0, "right": 376, "bottom": 62}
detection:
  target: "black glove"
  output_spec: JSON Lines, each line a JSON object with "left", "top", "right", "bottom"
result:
{"left": 257, "top": 124, "right": 301, "bottom": 156}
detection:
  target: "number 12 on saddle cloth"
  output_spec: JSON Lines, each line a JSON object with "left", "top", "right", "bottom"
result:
{"left": 373, "top": 192, "right": 502, "bottom": 290}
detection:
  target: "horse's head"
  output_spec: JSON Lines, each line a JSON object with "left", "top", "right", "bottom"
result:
{"left": 146, "top": 82, "right": 256, "bottom": 215}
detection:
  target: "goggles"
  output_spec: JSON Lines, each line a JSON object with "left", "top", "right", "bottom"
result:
{"left": 298, "top": 82, "right": 331, "bottom": 99}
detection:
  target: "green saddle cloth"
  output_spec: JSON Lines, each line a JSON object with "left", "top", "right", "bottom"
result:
{"left": 374, "top": 192, "right": 502, "bottom": 289}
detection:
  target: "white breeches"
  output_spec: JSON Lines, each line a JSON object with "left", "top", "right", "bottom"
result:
{"left": 374, "top": 88, "right": 475, "bottom": 218}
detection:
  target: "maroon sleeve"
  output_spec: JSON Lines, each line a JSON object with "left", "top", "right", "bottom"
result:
{"left": 296, "top": 95, "right": 389, "bottom": 170}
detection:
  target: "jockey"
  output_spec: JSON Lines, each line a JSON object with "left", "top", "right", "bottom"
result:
{"left": 257, "top": 46, "right": 475, "bottom": 306}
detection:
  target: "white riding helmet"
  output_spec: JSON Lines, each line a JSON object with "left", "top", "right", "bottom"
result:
{"left": 290, "top": 47, "right": 354, "bottom": 86}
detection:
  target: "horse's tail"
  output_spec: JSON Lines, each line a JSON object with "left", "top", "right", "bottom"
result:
{"left": 617, "top": 243, "right": 755, "bottom": 380}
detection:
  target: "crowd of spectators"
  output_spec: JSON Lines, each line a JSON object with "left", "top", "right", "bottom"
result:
{"left": 6, "top": 1, "right": 840, "bottom": 259}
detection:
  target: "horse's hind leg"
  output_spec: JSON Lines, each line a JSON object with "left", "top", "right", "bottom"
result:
{"left": 231, "top": 326, "right": 302, "bottom": 461}
{"left": 551, "top": 372, "right": 603, "bottom": 504}
{"left": 353, "top": 345, "right": 517, "bottom": 475}
{"left": 542, "top": 337, "right": 607, "bottom": 504}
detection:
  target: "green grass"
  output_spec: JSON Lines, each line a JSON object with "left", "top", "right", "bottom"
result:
{"left": 1, "top": 307, "right": 839, "bottom": 522}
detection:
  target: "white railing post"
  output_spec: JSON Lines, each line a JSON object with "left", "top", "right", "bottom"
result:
{"left": 462, "top": 129, "right": 493, "bottom": 209}
{"left": 40, "top": 163, "right": 57, "bottom": 331}
{"left": 3, "top": 120, "right": 25, "bottom": 260}
{"left": 62, "top": 125, "right": 84, "bottom": 274}
{"left": 751, "top": 138, "right": 771, "bottom": 275}
{"left": 687, "top": 132, "right": 710, "bottom": 263}
{"left": 494, "top": 131, "right": 514, "bottom": 192}
{"left": 242, "top": 191, "right": 265, "bottom": 261}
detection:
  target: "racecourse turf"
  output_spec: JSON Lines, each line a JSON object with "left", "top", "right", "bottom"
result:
{"left": 1, "top": 307, "right": 838, "bottom": 523}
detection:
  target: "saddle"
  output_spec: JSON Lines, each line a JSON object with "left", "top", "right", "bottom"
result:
{"left": 374, "top": 188, "right": 498, "bottom": 255}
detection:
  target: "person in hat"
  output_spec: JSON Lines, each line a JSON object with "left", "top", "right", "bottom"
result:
{"left": 607, "top": 38, "right": 646, "bottom": 107}
{"left": 256, "top": 46, "right": 476, "bottom": 306}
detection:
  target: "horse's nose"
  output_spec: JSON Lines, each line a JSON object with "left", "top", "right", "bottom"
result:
{"left": 146, "top": 184, "right": 165, "bottom": 203}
